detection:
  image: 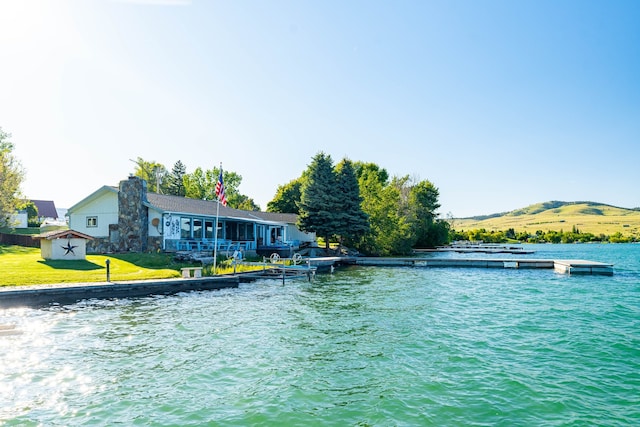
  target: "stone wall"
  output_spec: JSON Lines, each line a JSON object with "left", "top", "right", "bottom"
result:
{"left": 86, "top": 235, "right": 162, "bottom": 254}
{"left": 83, "top": 177, "right": 158, "bottom": 254}
{"left": 147, "top": 236, "right": 163, "bottom": 253}
{"left": 116, "top": 176, "right": 149, "bottom": 252}
{"left": 86, "top": 237, "right": 111, "bottom": 254}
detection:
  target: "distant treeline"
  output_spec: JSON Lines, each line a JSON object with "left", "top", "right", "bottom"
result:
{"left": 451, "top": 227, "right": 638, "bottom": 244}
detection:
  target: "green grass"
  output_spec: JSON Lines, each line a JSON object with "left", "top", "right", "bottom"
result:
{"left": 0, "top": 245, "right": 184, "bottom": 287}
{"left": 454, "top": 202, "right": 640, "bottom": 237}
{"left": 0, "top": 227, "right": 41, "bottom": 235}
{"left": 0, "top": 245, "right": 272, "bottom": 287}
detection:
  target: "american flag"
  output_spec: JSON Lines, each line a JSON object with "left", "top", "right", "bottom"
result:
{"left": 215, "top": 168, "right": 228, "bottom": 206}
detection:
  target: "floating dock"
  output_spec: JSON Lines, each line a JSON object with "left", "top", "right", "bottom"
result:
{"left": 339, "top": 257, "right": 613, "bottom": 275}
{"left": 416, "top": 244, "right": 536, "bottom": 255}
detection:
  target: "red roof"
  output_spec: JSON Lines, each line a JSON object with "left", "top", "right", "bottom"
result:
{"left": 32, "top": 229, "right": 94, "bottom": 241}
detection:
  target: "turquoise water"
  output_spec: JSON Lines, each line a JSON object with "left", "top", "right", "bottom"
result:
{"left": 1, "top": 244, "right": 639, "bottom": 426}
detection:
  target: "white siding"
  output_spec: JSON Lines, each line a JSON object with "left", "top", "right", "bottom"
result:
{"left": 285, "top": 224, "right": 316, "bottom": 243}
{"left": 10, "top": 212, "right": 28, "bottom": 228}
{"left": 41, "top": 238, "right": 88, "bottom": 260}
{"left": 148, "top": 208, "right": 162, "bottom": 238}
{"left": 68, "top": 191, "right": 118, "bottom": 237}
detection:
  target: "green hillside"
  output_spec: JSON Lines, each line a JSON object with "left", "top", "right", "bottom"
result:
{"left": 453, "top": 201, "right": 640, "bottom": 237}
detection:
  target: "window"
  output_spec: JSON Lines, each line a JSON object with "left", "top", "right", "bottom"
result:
{"left": 205, "top": 221, "right": 214, "bottom": 239}
{"left": 193, "top": 219, "right": 203, "bottom": 239}
{"left": 181, "top": 218, "right": 191, "bottom": 239}
{"left": 86, "top": 216, "right": 98, "bottom": 227}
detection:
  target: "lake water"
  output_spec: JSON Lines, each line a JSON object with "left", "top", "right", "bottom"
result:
{"left": 1, "top": 244, "right": 639, "bottom": 426}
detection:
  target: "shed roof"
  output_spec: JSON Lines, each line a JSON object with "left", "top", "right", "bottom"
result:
{"left": 33, "top": 229, "right": 95, "bottom": 241}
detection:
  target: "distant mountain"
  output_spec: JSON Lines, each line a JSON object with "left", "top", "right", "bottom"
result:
{"left": 453, "top": 201, "right": 640, "bottom": 236}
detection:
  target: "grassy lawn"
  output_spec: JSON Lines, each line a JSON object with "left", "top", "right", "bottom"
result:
{"left": 0, "top": 245, "right": 272, "bottom": 287}
{"left": 0, "top": 245, "right": 184, "bottom": 287}
{"left": 0, "top": 227, "right": 42, "bottom": 235}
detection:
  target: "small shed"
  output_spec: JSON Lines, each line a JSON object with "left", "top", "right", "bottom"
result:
{"left": 33, "top": 230, "right": 94, "bottom": 261}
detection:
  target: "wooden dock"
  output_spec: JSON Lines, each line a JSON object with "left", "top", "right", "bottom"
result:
{"left": 334, "top": 257, "right": 613, "bottom": 275}
{"left": 416, "top": 244, "right": 535, "bottom": 255}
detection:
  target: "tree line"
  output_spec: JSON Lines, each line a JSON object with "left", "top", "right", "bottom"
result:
{"left": 130, "top": 157, "right": 259, "bottom": 211}
{"left": 268, "top": 152, "right": 450, "bottom": 256}
{"left": 451, "top": 227, "right": 638, "bottom": 244}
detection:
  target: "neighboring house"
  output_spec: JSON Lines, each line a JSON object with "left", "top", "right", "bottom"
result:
{"left": 31, "top": 200, "right": 59, "bottom": 221}
{"left": 9, "top": 210, "right": 28, "bottom": 228}
{"left": 9, "top": 200, "right": 60, "bottom": 229}
{"left": 67, "top": 176, "right": 316, "bottom": 255}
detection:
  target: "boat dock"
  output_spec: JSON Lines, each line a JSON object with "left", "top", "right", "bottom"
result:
{"left": 250, "top": 255, "right": 613, "bottom": 276}
{"left": 338, "top": 257, "right": 613, "bottom": 275}
{"left": 416, "top": 243, "right": 536, "bottom": 254}
{"left": 0, "top": 256, "right": 612, "bottom": 309}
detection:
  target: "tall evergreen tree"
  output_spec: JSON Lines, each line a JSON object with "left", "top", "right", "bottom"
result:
{"left": 166, "top": 160, "right": 187, "bottom": 197}
{"left": 297, "top": 152, "right": 341, "bottom": 249}
{"left": 335, "top": 159, "right": 369, "bottom": 247}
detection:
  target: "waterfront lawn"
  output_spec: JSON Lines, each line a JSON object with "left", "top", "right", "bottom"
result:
{"left": 0, "top": 245, "right": 183, "bottom": 287}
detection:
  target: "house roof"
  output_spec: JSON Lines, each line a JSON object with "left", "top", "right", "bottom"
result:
{"left": 145, "top": 192, "right": 299, "bottom": 224}
{"left": 31, "top": 200, "right": 58, "bottom": 219}
{"left": 33, "top": 229, "right": 94, "bottom": 240}
{"left": 67, "top": 182, "right": 299, "bottom": 225}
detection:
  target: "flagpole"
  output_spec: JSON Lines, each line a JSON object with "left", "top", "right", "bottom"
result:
{"left": 213, "top": 197, "right": 220, "bottom": 274}
{"left": 212, "top": 163, "right": 223, "bottom": 275}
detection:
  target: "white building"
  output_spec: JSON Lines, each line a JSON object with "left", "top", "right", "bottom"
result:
{"left": 67, "top": 176, "right": 316, "bottom": 255}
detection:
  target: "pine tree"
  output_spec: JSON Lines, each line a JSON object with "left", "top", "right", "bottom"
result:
{"left": 297, "top": 152, "right": 341, "bottom": 249}
{"left": 167, "top": 160, "right": 187, "bottom": 197}
{"left": 335, "top": 159, "right": 369, "bottom": 247}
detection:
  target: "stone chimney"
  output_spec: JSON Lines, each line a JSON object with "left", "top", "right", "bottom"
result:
{"left": 116, "top": 176, "right": 148, "bottom": 252}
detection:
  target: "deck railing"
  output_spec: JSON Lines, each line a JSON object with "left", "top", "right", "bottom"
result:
{"left": 167, "top": 239, "right": 255, "bottom": 252}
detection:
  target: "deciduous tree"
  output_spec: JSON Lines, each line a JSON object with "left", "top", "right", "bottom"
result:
{"left": 0, "top": 128, "right": 25, "bottom": 228}
{"left": 408, "top": 179, "right": 445, "bottom": 248}
{"left": 183, "top": 166, "right": 259, "bottom": 210}
{"left": 267, "top": 177, "right": 304, "bottom": 214}
{"left": 132, "top": 157, "right": 168, "bottom": 193}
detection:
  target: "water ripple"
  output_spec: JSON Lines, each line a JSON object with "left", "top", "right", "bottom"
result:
{"left": 1, "top": 245, "right": 639, "bottom": 426}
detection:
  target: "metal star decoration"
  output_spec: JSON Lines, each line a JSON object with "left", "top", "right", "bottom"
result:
{"left": 61, "top": 240, "right": 78, "bottom": 256}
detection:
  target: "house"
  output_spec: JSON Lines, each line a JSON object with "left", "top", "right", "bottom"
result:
{"left": 10, "top": 210, "right": 28, "bottom": 228}
{"left": 67, "top": 176, "right": 316, "bottom": 255}
{"left": 9, "top": 200, "right": 62, "bottom": 229}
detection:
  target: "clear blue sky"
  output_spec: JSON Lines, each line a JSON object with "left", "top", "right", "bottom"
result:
{"left": 1, "top": 0, "right": 638, "bottom": 217}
